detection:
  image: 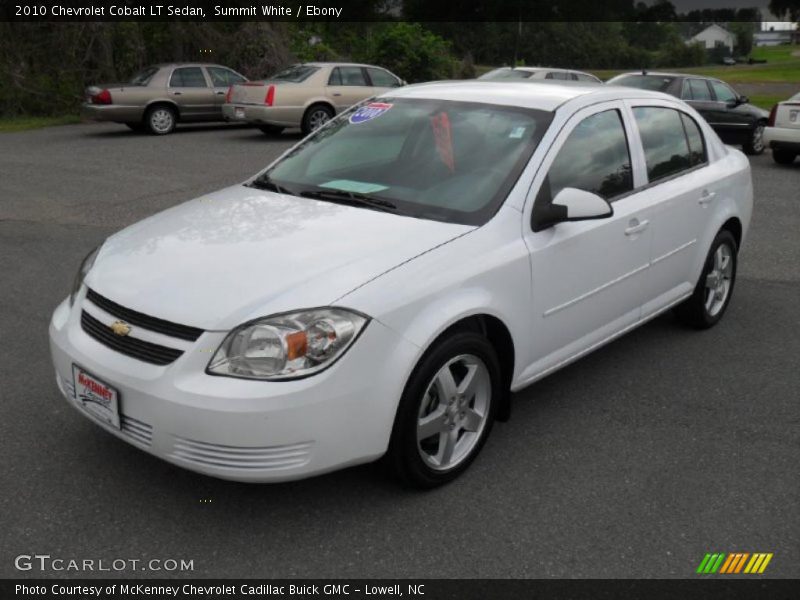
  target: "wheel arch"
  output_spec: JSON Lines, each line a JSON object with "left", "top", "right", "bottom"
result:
{"left": 720, "top": 216, "right": 742, "bottom": 250}
{"left": 407, "top": 312, "right": 516, "bottom": 422}
{"left": 144, "top": 99, "right": 180, "bottom": 120}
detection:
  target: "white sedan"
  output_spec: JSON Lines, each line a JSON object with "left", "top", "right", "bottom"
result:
{"left": 50, "top": 81, "right": 753, "bottom": 487}
{"left": 764, "top": 92, "right": 800, "bottom": 165}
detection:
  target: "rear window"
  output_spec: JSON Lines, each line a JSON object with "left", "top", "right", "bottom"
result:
{"left": 610, "top": 75, "right": 674, "bottom": 92}
{"left": 128, "top": 66, "right": 159, "bottom": 86}
{"left": 482, "top": 69, "right": 536, "bottom": 81}
{"left": 268, "top": 65, "right": 319, "bottom": 83}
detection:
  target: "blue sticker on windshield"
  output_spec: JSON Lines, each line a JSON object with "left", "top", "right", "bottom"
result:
{"left": 350, "top": 102, "right": 393, "bottom": 124}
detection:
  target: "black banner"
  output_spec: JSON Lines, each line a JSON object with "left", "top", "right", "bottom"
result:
{"left": 3, "top": 579, "right": 800, "bottom": 600}
{"left": 0, "top": 0, "right": 779, "bottom": 22}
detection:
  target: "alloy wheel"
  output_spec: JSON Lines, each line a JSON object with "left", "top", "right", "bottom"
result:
{"left": 150, "top": 109, "right": 174, "bottom": 134}
{"left": 705, "top": 242, "right": 734, "bottom": 317}
{"left": 416, "top": 354, "right": 491, "bottom": 471}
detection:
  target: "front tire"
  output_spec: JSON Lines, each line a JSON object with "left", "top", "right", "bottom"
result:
{"left": 743, "top": 121, "right": 766, "bottom": 155}
{"left": 144, "top": 105, "right": 177, "bottom": 135}
{"left": 772, "top": 148, "right": 797, "bottom": 165}
{"left": 387, "top": 331, "right": 501, "bottom": 488}
{"left": 674, "top": 230, "right": 738, "bottom": 329}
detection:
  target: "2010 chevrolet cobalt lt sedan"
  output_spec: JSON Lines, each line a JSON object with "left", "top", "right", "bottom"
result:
{"left": 50, "top": 81, "right": 753, "bottom": 487}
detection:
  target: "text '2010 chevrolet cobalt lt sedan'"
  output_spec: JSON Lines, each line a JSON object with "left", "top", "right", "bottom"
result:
{"left": 51, "top": 81, "right": 753, "bottom": 487}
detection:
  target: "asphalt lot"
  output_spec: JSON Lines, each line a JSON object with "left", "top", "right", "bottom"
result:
{"left": 0, "top": 122, "right": 798, "bottom": 579}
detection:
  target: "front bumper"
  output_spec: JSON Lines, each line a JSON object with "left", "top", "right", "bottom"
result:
{"left": 222, "top": 103, "right": 303, "bottom": 128}
{"left": 81, "top": 103, "right": 143, "bottom": 123}
{"left": 49, "top": 294, "right": 419, "bottom": 482}
{"left": 764, "top": 126, "right": 800, "bottom": 152}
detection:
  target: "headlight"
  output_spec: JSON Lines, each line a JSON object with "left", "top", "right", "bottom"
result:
{"left": 207, "top": 308, "right": 369, "bottom": 380}
{"left": 69, "top": 245, "right": 100, "bottom": 306}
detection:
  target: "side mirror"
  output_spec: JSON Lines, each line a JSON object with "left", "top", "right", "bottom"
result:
{"left": 532, "top": 187, "right": 613, "bottom": 232}
{"left": 737, "top": 95, "right": 748, "bottom": 105}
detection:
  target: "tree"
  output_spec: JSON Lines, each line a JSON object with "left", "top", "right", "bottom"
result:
{"left": 769, "top": 0, "right": 800, "bottom": 21}
{"left": 729, "top": 22, "right": 755, "bottom": 57}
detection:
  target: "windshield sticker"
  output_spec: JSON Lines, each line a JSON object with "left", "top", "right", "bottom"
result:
{"left": 321, "top": 180, "right": 389, "bottom": 194}
{"left": 349, "top": 102, "right": 393, "bottom": 124}
{"left": 509, "top": 126, "right": 526, "bottom": 139}
{"left": 430, "top": 112, "right": 455, "bottom": 173}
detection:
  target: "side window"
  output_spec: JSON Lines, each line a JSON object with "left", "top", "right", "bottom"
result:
{"left": 207, "top": 67, "right": 245, "bottom": 87}
{"left": 680, "top": 113, "right": 707, "bottom": 167}
{"left": 169, "top": 67, "right": 208, "bottom": 88}
{"left": 337, "top": 67, "right": 368, "bottom": 86}
{"left": 366, "top": 68, "right": 400, "bottom": 87}
{"left": 575, "top": 73, "right": 597, "bottom": 82}
{"left": 327, "top": 67, "right": 342, "bottom": 86}
{"left": 710, "top": 81, "right": 737, "bottom": 104}
{"left": 537, "top": 109, "right": 633, "bottom": 206}
{"left": 687, "top": 79, "right": 712, "bottom": 101}
{"left": 545, "top": 71, "right": 568, "bottom": 81}
{"left": 633, "top": 107, "right": 693, "bottom": 182}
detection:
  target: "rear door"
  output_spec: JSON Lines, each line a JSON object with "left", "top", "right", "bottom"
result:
{"left": 168, "top": 67, "right": 216, "bottom": 119}
{"left": 626, "top": 102, "right": 717, "bottom": 316}
{"left": 326, "top": 66, "right": 374, "bottom": 112}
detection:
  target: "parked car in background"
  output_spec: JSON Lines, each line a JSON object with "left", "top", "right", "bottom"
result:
{"left": 606, "top": 72, "right": 770, "bottom": 155}
{"left": 764, "top": 92, "right": 800, "bottom": 165}
{"left": 479, "top": 67, "right": 602, "bottom": 83}
{"left": 52, "top": 81, "right": 752, "bottom": 487}
{"left": 82, "top": 63, "right": 248, "bottom": 135}
{"left": 223, "top": 62, "right": 404, "bottom": 135}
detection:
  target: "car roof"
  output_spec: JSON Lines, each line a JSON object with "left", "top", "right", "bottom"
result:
{"left": 305, "top": 62, "right": 377, "bottom": 68}
{"left": 388, "top": 80, "right": 674, "bottom": 112}
{"left": 613, "top": 71, "right": 704, "bottom": 80}
{"left": 153, "top": 63, "right": 231, "bottom": 69}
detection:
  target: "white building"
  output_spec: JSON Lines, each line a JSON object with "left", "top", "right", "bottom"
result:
{"left": 688, "top": 24, "right": 736, "bottom": 52}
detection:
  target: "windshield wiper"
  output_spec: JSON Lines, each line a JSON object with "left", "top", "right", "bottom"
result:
{"left": 299, "top": 189, "right": 398, "bottom": 213}
{"left": 247, "top": 176, "right": 292, "bottom": 195}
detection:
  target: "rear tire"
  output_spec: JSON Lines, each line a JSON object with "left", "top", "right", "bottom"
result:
{"left": 674, "top": 230, "right": 738, "bottom": 329}
{"left": 387, "top": 331, "right": 501, "bottom": 488}
{"left": 258, "top": 125, "right": 284, "bottom": 136}
{"left": 772, "top": 148, "right": 797, "bottom": 165}
{"left": 144, "top": 105, "right": 176, "bottom": 135}
{"left": 742, "top": 121, "right": 766, "bottom": 155}
{"left": 301, "top": 104, "right": 334, "bottom": 135}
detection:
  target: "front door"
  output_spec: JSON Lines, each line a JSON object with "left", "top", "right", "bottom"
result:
{"left": 522, "top": 104, "right": 652, "bottom": 378}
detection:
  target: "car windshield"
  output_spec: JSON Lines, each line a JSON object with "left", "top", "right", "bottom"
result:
{"left": 482, "top": 69, "right": 536, "bottom": 80}
{"left": 128, "top": 66, "right": 159, "bottom": 86}
{"left": 609, "top": 74, "right": 674, "bottom": 92}
{"left": 254, "top": 98, "right": 553, "bottom": 226}
{"left": 268, "top": 65, "right": 319, "bottom": 83}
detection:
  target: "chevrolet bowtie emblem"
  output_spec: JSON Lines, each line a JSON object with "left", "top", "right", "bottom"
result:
{"left": 110, "top": 320, "right": 132, "bottom": 336}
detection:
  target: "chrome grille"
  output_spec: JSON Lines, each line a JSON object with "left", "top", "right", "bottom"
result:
{"left": 81, "top": 311, "right": 184, "bottom": 366}
{"left": 170, "top": 437, "right": 313, "bottom": 470}
{"left": 86, "top": 289, "right": 203, "bottom": 341}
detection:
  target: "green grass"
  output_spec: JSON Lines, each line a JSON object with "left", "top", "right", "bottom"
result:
{"left": 747, "top": 94, "right": 785, "bottom": 111}
{"left": 0, "top": 115, "right": 80, "bottom": 133}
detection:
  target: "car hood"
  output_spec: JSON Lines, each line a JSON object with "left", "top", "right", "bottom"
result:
{"left": 86, "top": 186, "right": 473, "bottom": 330}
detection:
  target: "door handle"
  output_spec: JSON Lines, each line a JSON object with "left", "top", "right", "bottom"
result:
{"left": 699, "top": 190, "right": 716, "bottom": 205}
{"left": 172, "top": 91, "right": 182, "bottom": 96}
{"left": 215, "top": 91, "right": 225, "bottom": 95}
{"left": 625, "top": 219, "right": 649, "bottom": 236}
{"left": 332, "top": 93, "right": 342, "bottom": 97}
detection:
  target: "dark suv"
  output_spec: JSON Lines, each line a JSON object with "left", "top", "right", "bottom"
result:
{"left": 607, "top": 72, "right": 770, "bottom": 155}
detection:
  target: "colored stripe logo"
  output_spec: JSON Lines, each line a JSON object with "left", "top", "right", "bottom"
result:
{"left": 696, "top": 553, "right": 773, "bottom": 574}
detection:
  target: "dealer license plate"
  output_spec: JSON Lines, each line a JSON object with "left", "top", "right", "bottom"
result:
{"left": 72, "top": 365, "right": 121, "bottom": 429}
{"left": 790, "top": 110, "right": 798, "bottom": 123}
{"left": 235, "top": 107, "right": 245, "bottom": 119}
